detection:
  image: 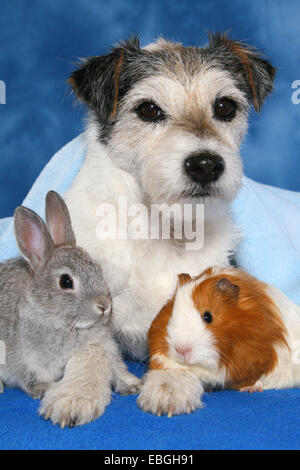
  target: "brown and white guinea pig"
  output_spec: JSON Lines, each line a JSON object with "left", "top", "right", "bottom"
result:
{"left": 147, "top": 266, "right": 300, "bottom": 393}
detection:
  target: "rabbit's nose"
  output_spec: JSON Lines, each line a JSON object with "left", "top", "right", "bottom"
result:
{"left": 96, "top": 295, "right": 112, "bottom": 315}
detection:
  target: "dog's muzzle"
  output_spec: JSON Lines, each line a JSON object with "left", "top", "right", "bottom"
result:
{"left": 184, "top": 152, "right": 225, "bottom": 186}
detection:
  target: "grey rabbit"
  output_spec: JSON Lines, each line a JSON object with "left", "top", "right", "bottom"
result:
{"left": 0, "top": 191, "right": 140, "bottom": 427}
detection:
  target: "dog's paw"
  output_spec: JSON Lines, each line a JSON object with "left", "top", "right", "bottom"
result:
{"left": 39, "top": 380, "right": 111, "bottom": 428}
{"left": 137, "top": 369, "right": 204, "bottom": 417}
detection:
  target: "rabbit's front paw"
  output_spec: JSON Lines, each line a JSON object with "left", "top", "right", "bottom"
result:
{"left": 137, "top": 369, "right": 204, "bottom": 417}
{"left": 39, "top": 380, "right": 111, "bottom": 428}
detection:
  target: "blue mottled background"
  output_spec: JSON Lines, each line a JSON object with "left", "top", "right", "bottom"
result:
{"left": 0, "top": 0, "right": 299, "bottom": 218}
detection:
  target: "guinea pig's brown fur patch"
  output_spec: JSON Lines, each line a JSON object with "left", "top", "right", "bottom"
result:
{"left": 192, "top": 270, "right": 288, "bottom": 389}
{"left": 148, "top": 296, "right": 175, "bottom": 370}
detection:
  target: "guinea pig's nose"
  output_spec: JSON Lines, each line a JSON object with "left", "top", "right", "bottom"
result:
{"left": 175, "top": 345, "right": 192, "bottom": 361}
{"left": 96, "top": 295, "right": 112, "bottom": 315}
{"left": 184, "top": 152, "right": 225, "bottom": 185}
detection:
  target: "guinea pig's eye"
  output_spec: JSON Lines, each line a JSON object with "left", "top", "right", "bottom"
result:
{"left": 203, "top": 311, "right": 213, "bottom": 324}
{"left": 214, "top": 97, "right": 237, "bottom": 122}
{"left": 135, "top": 101, "right": 165, "bottom": 122}
{"left": 59, "top": 274, "right": 74, "bottom": 290}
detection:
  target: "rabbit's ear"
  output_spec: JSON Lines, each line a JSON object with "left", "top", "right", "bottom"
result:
{"left": 45, "top": 191, "right": 76, "bottom": 247}
{"left": 14, "top": 207, "right": 55, "bottom": 270}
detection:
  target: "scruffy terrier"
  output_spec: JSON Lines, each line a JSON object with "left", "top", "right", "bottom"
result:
{"left": 61, "top": 33, "right": 275, "bottom": 423}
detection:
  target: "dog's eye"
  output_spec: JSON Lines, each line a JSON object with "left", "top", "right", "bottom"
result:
{"left": 135, "top": 101, "right": 165, "bottom": 122}
{"left": 202, "top": 311, "right": 213, "bottom": 323}
{"left": 214, "top": 98, "right": 237, "bottom": 122}
{"left": 59, "top": 274, "right": 74, "bottom": 290}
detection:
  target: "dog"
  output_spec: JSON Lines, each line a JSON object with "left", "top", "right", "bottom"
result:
{"left": 65, "top": 33, "right": 275, "bottom": 357}
{"left": 48, "top": 33, "right": 275, "bottom": 424}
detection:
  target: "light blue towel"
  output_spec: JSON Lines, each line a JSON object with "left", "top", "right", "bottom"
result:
{"left": 0, "top": 134, "right": 86, "bottom": 262}
{"left": 1, "top": 133, "right": 300, "bottom": 304}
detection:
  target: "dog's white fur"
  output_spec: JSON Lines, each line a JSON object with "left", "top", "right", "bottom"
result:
{"left": 65, "top": 63, "right": 249, "bottom": 360}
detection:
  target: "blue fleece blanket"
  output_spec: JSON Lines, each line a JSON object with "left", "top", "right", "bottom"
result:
{"left": 0, "top": 134, "right": 300, "bottom": 450}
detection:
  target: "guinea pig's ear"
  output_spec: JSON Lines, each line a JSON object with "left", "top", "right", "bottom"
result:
{"left": 177, "top": 273, "right": 192, "bottom": 287}
{"left": 215, "top": 277, "right": 240, "bottom": 300}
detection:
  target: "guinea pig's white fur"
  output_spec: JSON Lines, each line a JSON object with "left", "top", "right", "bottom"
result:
{"left": 167, "top": 280, "right": 220, "bottom": 373}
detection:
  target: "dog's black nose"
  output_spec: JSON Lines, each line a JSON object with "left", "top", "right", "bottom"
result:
{"left": 184, "top": 152, "right": 225, "bottom": 185}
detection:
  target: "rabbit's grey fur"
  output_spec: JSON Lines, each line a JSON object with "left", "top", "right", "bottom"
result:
{"left": 0, "top": 191, "right": 140, "bottom": 427}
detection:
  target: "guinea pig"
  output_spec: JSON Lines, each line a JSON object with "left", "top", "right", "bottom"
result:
{"left": 138, "top": 267, "right": 300, "bottom": 416}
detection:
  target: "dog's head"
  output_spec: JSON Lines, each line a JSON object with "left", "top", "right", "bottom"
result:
{"left": 69, "top": 33, "right": 275, "bottom": 204}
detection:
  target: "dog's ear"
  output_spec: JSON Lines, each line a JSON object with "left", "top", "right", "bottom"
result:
{"left": 208, "top": 33, "right": 276, "bottom": 112}
{"left": 69, "top": 36, "right": 141, "bottom": 122}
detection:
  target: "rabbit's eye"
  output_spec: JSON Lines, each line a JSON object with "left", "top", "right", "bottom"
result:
{"left": 59, "top": 274, "right": 74, "bottom": 290}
